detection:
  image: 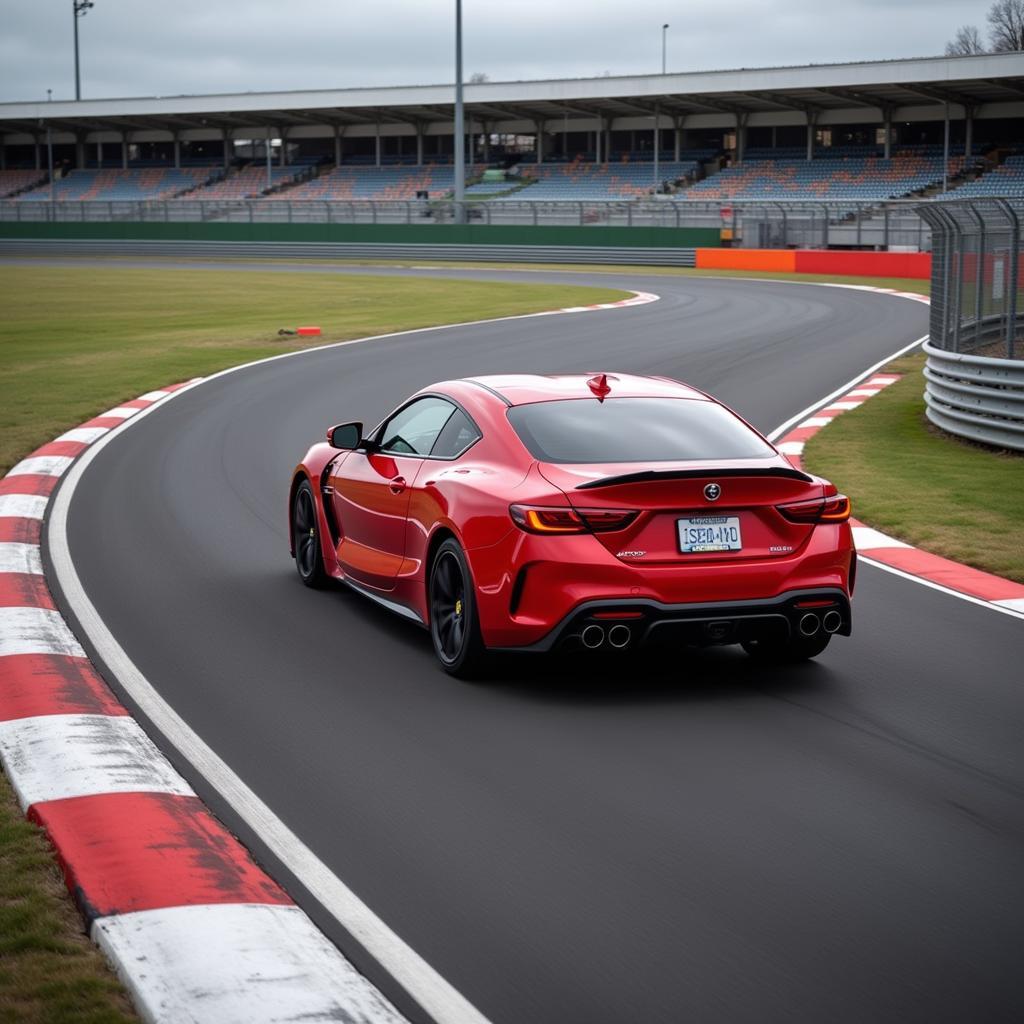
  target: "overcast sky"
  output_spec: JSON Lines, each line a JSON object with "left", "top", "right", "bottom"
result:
{"left": 0, "top": 1, "right": 1001, "bottom": 103}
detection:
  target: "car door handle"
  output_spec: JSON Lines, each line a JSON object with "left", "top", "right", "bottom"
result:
{"left": 389, "top": 476, "right": 407, "bottom": 495}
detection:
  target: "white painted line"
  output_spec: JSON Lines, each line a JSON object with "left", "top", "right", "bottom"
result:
{"left": 6, "top": 455, "right": 74, "bottom": 478}
{"left": 0, "top": 541, "right": 43, "bottom": 575}
{"left": 0, "top": 606, "right": 86, "bottom": 659}
{"left": 767, "top": 333, "right": 928, "bottom": 442}
{"left": 94, "top": 903, "right": 407, "bottom": 1024}
{"left": 799, "top": 417, "right": 832, "bottom": 429}
{"left": 859, "top": 554, "right": 1024, "bottom": 622}
{"left": 0, "top": 713, "right": 195, "bottom": 810}
{"left": 852, "top": 526, "right": 910, "bottom": 550}
{"left": 55, "top": 426, "right": 110, "bottom": 444}
{"left": 100, "top": 407, "right": 140, "bottom": 419}
{"left": 137, "top": 390, "right": 171, "bottom": 402}
{"left": 993, "top": 597, "right": 1024, "bottom": 613}
{"left": 823, "top": 400, "right": 863, "bottom": 411}
{"left": 776, "top": 440, "right": 805, "bottom": 455}
{"left": 0, "top": 494, "right": 48, "bottom": 520}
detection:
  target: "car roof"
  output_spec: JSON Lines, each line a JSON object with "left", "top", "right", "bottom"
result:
{"left": 461, "top": 373, "right": 709, "bottom": 407}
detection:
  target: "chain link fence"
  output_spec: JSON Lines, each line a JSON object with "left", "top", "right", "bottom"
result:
{"left": 917, "top": 199, "right": 1024, "bottom": 451}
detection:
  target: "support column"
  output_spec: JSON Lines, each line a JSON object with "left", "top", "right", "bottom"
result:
{"left": 771, "top": 125, "right": 777, "bottom": 149}
{"left": 965, "top": 106, "right": 975, "bottom": 159}
{"left": 805, "top": 109, "right": 818, "bottom": 161}
{"left": 375, "top": 122, "right": 381, "bottom": 167}
{"left": 415, "top": 123, "right": 423, "bottom": 166}
{"left": 121, "top": 133, "right": 128, "bottom": 169}
{"left": 97, "top": 139, "right": 104, "bottom": 167}
{"left": 735, "top": 113, "right": 748, "bottom": 165}
{"left": 173, "top": 136, "right": 181, "bottom": 169}
{"left": 942, "top": 103, "right": 950, "bottom": 191}
{"left": 265, "top": 126, "right": 273, "bottom": 191}
{"left": 279, "top": 128, "right": 287, "bottom": 167}
{"left": 75, "top": 135, "right": 86, "bottom": 170}
{"left": 483, "top": 121, "right": 491, "bottom": 163}
{"left": 334, "top": 124, "right": 343, "bottom": 166}
{"left": 604, "top": 119, "right": 612, "bottom": 165}
{"left": 222, "top": 130, "right": 231, "bottom": 169}
{"left": 535, "top": 120, "right": 544, "bottom": 164}
{"left": 0, "top": 138, "right": 5, "bottom": 170}
{"left": 883, "top": 106, "right": 892, "bottom": 159}
{"left": 35, "top": 135, "right": 41, "bottom": 171}
{"left": 673, "top": 116, "right": 683, "bottom": 161}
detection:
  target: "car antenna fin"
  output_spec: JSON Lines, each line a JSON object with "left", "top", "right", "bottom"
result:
{"left": 587, "top": 373, "right": 612, "bottom": 402}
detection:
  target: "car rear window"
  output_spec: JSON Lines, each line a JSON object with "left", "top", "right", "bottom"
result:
{"left": 506, "top": 397, "right": 774, "bottom": 463}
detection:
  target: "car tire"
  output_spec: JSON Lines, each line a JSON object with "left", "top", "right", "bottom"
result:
{"left": 429, "top": 538, "right": 489, "bottom": 678}
{"left": 741, "top": 631, "right": 831, "bottom": 663}
{"left": 291, "top": 479, "right": 328, "bottom": 588}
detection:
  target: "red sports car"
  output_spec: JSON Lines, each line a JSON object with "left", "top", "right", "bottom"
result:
{"left": 290, "top": 373, "right": 854, "bottom": 676}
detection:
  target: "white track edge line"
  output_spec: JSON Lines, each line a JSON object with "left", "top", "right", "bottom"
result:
{"left": 766, "top": 332, "right": 927, "bottom": 443}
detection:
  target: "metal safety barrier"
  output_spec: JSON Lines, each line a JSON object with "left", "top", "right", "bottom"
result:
{"left": 0, "top": 237, "right": 698, "bottom": 266}
{"left": 923, "top": 339, "right": 1024, "bottom": 451}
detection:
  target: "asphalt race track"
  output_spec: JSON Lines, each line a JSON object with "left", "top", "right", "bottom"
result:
{"left": 53, "top": 265, "right": 1024, "bottom": 1023}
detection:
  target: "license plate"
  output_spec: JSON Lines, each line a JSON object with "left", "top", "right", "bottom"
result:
{"left": 678, "top": 516, "right": 743, "bottom": 553}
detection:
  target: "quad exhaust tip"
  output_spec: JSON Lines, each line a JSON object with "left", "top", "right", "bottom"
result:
{"left": 798, "top": 613, "right": 821, "bottom": 637}
{"left": 822, "top": 610, "right": 843, "bottom": 634}
{"left": 581, "top": 624, "right": 606, "bottom": 649}
{"left": 608, "top": 624, "right": 632, "bottom": 649}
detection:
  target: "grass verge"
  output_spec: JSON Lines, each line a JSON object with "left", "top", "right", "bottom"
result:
{"left": 0, "top": 771, "right": 138, "bottom": 1023}
{"left": 0, "top": 264, "right": 624, "bottom": 474}
{"left": 803, "top": 352, "right": 1024, "bottom": 583}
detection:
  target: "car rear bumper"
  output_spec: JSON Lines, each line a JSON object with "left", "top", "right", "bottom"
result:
{"left": 490, "top": 587, "right": 852, "bottom": 653}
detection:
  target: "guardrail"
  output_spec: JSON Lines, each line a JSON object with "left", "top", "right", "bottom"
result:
{"left": 923, "top": 339, "right": 1024, "bottom": 451}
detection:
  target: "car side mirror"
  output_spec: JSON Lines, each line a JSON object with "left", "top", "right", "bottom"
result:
{"left": 327, "top": 422, "right": 363, "bottom": 450}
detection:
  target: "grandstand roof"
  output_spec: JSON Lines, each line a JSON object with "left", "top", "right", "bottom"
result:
{"left": 2, "top": 52, "right": 1022, "bottom": 139}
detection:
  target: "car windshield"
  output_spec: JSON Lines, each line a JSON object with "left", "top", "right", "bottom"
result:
{"left": 506, "top": 397, "right": 774, "bottom": 464}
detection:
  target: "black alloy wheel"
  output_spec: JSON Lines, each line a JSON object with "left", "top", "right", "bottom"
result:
{"left": 429, "top": 539, "right": 487, "bottom": 678}
{"left": 292, "top": 480, "right": 327, "bottom": 588}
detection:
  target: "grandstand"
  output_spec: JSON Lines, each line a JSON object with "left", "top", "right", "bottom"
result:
{"left": 511, "top": 159, "right": 699, "bottom": 200}
{"left": 678, "top": 153, "right": 966, "bottom": 202}
{"left": 183, "top": 165, "right": 307, "bottom": 200}
{"left": 16, "top": 166, "right": 218, "bottom": 202}
{"left": 0, "top": 169, "right": 46, "bottom": 198}
{"left": 273, "top": 164, "right": 480, "bottom": 201}
{"left": 945, "top": 155, "right": 1024, "bottom": 199}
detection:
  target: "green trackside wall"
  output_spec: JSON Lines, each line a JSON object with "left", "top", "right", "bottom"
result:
{"left": 0, "top": 221, "right": 721, "bottom": 248}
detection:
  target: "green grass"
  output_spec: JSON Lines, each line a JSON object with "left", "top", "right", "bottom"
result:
{"left": 0, "top": 772, "right": 139, "bottom": 1023}
{"left": 0, "top": 265, "right": 624, "bottom": 474}
{"left": 803, "top": 352, "right": 1024, "bottom": 582}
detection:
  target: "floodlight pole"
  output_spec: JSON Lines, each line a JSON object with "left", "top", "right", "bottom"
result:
{"left": 662, "top": 23, "right": 669, "bottom": 75}
{"left": 454, "top": 0, "right": 465, "bottom": 214}
{"left": 73, "top": 0, "right": 94, "bottom": 101}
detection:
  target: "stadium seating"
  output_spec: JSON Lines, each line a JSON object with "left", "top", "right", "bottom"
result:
{"left": 943, "top": 155, "right": 1024, "bottom": 199}
{"left": 16, "top": 166, "right": 219, "bottom": 202}
{"left": 271, "top": 164, "right": 481, "bottom": 201}
{"left": 0, "top": 169, "right": 47, "bottom": 198}
{"left": 677, "top": 153, "right": 964, "bottom": 202}
{"left": 182, "top": 165, "right": 307, "bottom": 200}
{"left": 506, "top": 159, "right": 699, "bottom": 200}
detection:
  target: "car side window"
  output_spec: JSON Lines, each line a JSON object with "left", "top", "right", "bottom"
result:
{"left": 378, "top": 397, "right": 455, "bottom": 456}
{"left": 430, "top": 408, "right": 481, "bottom": 459}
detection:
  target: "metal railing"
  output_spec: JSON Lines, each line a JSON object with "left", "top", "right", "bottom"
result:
{"left": 0, "top": 197, "right": 930, "bottom": 251}
{"left": 917, "top": 199, "right": 1024, "bottom": 451}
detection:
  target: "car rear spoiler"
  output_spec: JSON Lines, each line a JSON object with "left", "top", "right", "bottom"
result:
{"left": 574, "top": 466, "right": 814, "bottom": 490}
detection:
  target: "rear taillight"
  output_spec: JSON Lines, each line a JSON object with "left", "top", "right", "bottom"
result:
{"left": 509, "top": 505, "right": 638, "bottom": 534}
{"left": 777, "top": 494, "right": 851, "bottom": 524}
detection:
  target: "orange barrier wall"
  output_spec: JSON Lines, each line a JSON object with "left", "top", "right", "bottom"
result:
{"left": 695, "top": 249, "right": 796, "bottom": 272}
{"left": 695, "top": 248, "right": 931, "bottom": 280}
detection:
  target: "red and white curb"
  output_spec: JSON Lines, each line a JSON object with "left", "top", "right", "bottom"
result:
{"left": 775, "top": 373, "right": 1024, "bottom": 618}
{"left": 1, "top": 384, "right": 409, "bottom": 1024}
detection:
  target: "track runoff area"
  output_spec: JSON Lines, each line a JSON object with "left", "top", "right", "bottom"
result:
{"left": 4, "top": 262, "right": 1023, "bottom": 1024}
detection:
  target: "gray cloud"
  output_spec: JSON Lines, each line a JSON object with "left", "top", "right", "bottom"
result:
{"left": 0, "top": 0, "right": 999, "bottom": 103}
